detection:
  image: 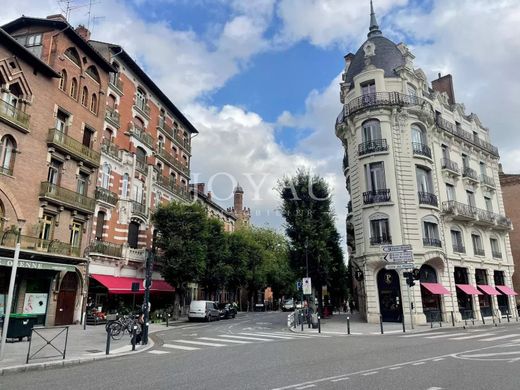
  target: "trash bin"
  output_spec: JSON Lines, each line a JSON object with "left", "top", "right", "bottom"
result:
{"left": 311, "top": 313, "right": 319, "bottom": 329}
{"left": 5, "top": 314, "right": 37, "bottom": 341}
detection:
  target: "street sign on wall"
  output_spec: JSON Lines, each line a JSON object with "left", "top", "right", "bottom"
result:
{"left": 382, "top": 244, "right": 413, "bottom": 264}
{"left": 302, "top": 277, "right": 312, "bottom": 295}
{"left": 385, "top": 264, "right": 413, "bottom": 270}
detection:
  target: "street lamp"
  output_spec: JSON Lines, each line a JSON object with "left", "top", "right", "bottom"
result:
{"left": 0, "top": 220, "right": 25, "bottom": 361}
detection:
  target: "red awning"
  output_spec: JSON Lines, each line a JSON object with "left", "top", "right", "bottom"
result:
{"left": 91, "top": 274, "right": 174, "bottom": 294}
{"left": 456, "top": 284, "right": 482, "bottom": 295}
{"left": 478, "top": 285, "right": 501, "bottom": 296}
{"left": 496, "top": 285, "right": 519, "bottom": 296}
{"left": 421, "top": 282, "right": 451, "bottom": 295}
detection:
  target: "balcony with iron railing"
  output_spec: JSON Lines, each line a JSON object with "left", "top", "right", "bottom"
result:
{"left": 358, "top": 139, "right": 388, "bottom": 156}
{"left": 89, "top": 239, "right": 123, "bottom": 257}
{"left": 363, "top": 189, "right": 391, "bottom": 205}
{"left": 40, "top": 181, "right": 96, "bottom": 213}
{"left": 105, "top": 106, "right": 120, "bottom": 128}
{"left": 462, "top": 167, "right": 479, "bottom": 182}
{"left": 412, "top": 142, "right": 432, "bottom": 159}
{"left": 418, "top": 192, "right": 438, "bottom": 207}
{"left": 443, "top": 200, "right": 511, "bottom": 230}
{"left": 155, "top": 174, "right": 191, "bottom": 201}
{"left": 101, "top": 139, "right": 121, "bottom": 161}
{"left": 474, "top": 248, "right": 485, "bottom": 257}
{"left": 133, "top": 100, "right": 151, "bottom": 118}
{"left": 480, "top": 174, "right": 496, "bottom": 189}
{"left": 495, "top": 215, "right": 513, "bottom": 230}
{"left": 441, "top": 158, "right": 460, "bottom": 175}
{"left": 435, "top": 116, "right": 499, "bottom": 157}
{"left": 128, "top": 124, "right": 154, "bottom": 149}
{"left": 47, "top": 128, "right": 101, "bottom": 168}
{"left": 442, "top": 200, "right": 477, "bottom": 221}
{"left": 475, "top": 208, "right": 495, "bottom": 226}
{"left": 157, "top": 117, "right": 191, "bottom": 153}
{"left": 343, "top": 153, "right": 349, "bottom": 172}
{"left": 453, "top": 243, "right": 466, "bottom": 254}
{"left": 347, "top": 200, "right": 352, "bottom": 214}
{"left": 136, "top": 158, "right": 148, "bottom": 175}
{"left": 95, "top": 186, "right": 119, "bottom": 206}
{"left": 423, "top": 237, "right": 442, "bottom": 247}
{"left": 0, "top": 165, "right": 13, "bottom": 176}
{"left": 0, "top": 230, "right": 79, "bottom": 257}
{"left": 130, "top": 200, "right": 147, "bottom": 218}
{"left": 109, "top": 75, "right": 124, "bottom": 94}
{"left": 336, "top": 92, "right": 431, "bottom": 124}
{"left": 0, "top": 98, "right": 30, "bottom": 131}
{"left": 492, "top": 250, "right": 502, "bottom": 259}
{"left": 370, "top": 235, "right": 392, "bottom": 245}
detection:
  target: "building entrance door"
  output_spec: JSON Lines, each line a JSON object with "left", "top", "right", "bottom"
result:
{"left": 55, "top": 272, "right": 78, "bottom": 325}
{"left": 377, "top": 269, "right": 403, "bottom": 322}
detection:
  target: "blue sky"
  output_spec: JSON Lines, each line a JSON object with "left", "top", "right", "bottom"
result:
{"left": 2, "top": 0, "right": 520, "bottom": 242}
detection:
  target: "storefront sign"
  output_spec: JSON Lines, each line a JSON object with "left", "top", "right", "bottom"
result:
{"left": 23, "top": 293, "right": 48, "bottom": 315}
{"left": 0, "top": 257, "right": 76, "bottom": 272}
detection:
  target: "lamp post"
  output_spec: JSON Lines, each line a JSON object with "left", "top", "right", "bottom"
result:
{"left": 0, "top": 223, "right": 23, "bottom": 361}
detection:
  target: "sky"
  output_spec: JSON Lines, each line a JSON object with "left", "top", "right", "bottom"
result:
{"left": 2, "top": 0, "right": 520, "bottom": 251}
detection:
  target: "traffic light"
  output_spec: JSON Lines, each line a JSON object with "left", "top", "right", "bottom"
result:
{"left": 412, "top": 268, "right": 420, "bottom": 280}
{"left": 403, "top": 272, "right": 415, "bottom": 287}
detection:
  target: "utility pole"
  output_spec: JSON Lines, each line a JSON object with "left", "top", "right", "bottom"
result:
{"left": 142, "top": 230, "right": 156, "bottom": 345}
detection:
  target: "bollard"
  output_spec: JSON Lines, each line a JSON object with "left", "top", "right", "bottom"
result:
{"left": 507, "top": 311, "right": 510, "bottom": 323}
{"left": 431, "top": 320, "right": 433, "bottom": 329}
{"left": 318, "top": 316, "right": 321, "bottom": 334}
{"left": 482, "top": 316, "right": 485, "bottom": 325}
{"left": 301, "top": 311, "right": 304, "bottom": 332}
{"left": 347, "top": 316, "right": 350, "bottom": 335}
{"left": 166, "top": 314, "right": 169, "bottom": 327}
{"left": 106, "top": 327, "right": 111, "bottom": 355}
{"left": 402, "top": 318, "right": 406, "bottom": 333}
{"left": 293, "top": 312, "right": 297, "bottom": 329}
{"left": 451, "top": 311, "right": 455, "bottom": 327}
{"left": 380, "top": 315, "right": 384, "bottom": 335}
{"left": 131, "top": 325, "right": 137, "bottom": 351}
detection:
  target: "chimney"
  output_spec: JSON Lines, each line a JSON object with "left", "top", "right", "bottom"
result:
{"left": 432, "top": 73, "right": 456, "bottom": 105}
{"left": 46, "top": 14, "right": 68, "bottom": 23}
{"left": 207, "top": 191, "right": 212, "bottom": 201}
{"left": 196, "top": 183, "right": 205, "bottom": 195}
{"left": 75, "top": 24, "right": 91, "bottom": 41}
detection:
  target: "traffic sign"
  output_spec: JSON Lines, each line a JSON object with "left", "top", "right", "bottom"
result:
{"left": 296, "top": 280, "right": 302, "bottom": 290}
{"left": 382, "top": 244, "right": 413, "bottom": 264}
{"left": 302, "top": 277, "right": 312, "bottom": 295}
{"left": 385, "top": 264, "right": 413, "bottom": 270}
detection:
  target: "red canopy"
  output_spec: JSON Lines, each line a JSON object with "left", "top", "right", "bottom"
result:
{"left": 456, "top": 284, "right": 482, "bottom": 295}
{"left": 421, "top": 282, "right": 451, "bottom": 295}
{"left": 496, "top": 285, "right": 518, "bottom": 296}
{"left": 477, "top": 285, "right": 501, "bottom": 296}
{"left": 91, "top": 274, "right": 175, "bottom": 294}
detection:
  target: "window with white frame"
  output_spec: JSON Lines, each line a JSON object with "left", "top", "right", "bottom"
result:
{"left": 366, "top": 162, "right": 386, "bottom": 191}
{"left": 101, "top": 164, "right": 111, "bottom": 189}
{"left": 362, "top": 119, "right": 381, "bottom": 143}
{"left": 490, "top": 238, "right": 501, "bottom": 258}
{"left": 451, "top": 228, "right": 464, "bottom": 253}
{"left": 423, "top": 217, "right": 440, "bottom": 247}
{"left": 446, "top": 183, "right": 455, "bottom": 201}
{"left": 472, "top": 233, "right": 484, "bottom": 256}
{"left": 416, "top": 166, "right": 433, "bottom": 193}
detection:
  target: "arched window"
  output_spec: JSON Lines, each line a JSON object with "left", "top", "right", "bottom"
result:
{"left": 64, "top": 47, "right": 80, "bottom": 66}
{"left": 59, "top": 70, "right": 67, "bottom": 91}
{"left": 81, "top": 86, "right": 88, "bottom": 106}
{"left": 107, "top": 94, "right": 116, "bottom": 109}
{"left": 121, "top": 173, "right": 129, "bottom": 198}
{"left": 136, "top": 87, "right": 146, "bottom": 111}
{"left": 158, "top": 135, "right": 164, "bottom": 151}
{"left": 0, "top": 135, "right": 16, "bottom": 175}
{"left": 411, "top": 124, "right": 426, "bottom": 145}
{"left": 422, "top": 215, "right": 440, "bottom": 247}
{"left": 70, "top": 78, "right": 78, "bottom": 99}
{"left": 101, "top": 163, "right": 111, "bottom": 189}
{"left": 450, "top": 226, "right": 465, "bottom": 253}
{"left": 369, "top": 212, "right": 390, "bottom": 245}
{"left": 95, "top": 211, "right": 105, "bottom": 240}
{"left": 133, "top": 116, "right": 144, "bottom": 130}
{"left": 362, "top": 119, "right": 381, "bottom": 142}
{"left": 128, "top": 221, "right": 140, "bottom": 249}
{"left": 86, "top": 65, "right": 100, "bottom": 83}
{"left": 471, "top": 231, "right": 484, "bottom": 256}
{"left": 136, "top": 147, "right": 146, "bottom": 162}
{"left": 90, "top": 93, "right": 97, "bottom": 113}
{"left": 490, "top": 236, "right": 502, "bottom": 259}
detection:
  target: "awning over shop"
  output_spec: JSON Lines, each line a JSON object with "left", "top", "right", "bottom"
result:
{"left": 456, "top": 284, "right": 482, "bottom": 295}
{"left": 421, "top": 282, "right": 451, "bottom": 295}
{"left": 90, "top": 274, "right": 175, "bottom": 294}
{"left": 496, "top": 285, "right": 518, "bottom": 296}
{"left": 477, "top": 285, "right": 501, "bottom": 295}
{"left": 0, "top": 256, "right": 77, "bottom": 272}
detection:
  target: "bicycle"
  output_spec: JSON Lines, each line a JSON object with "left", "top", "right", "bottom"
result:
{"left": 107, "top": 315, "right": 142, "bottom": 340}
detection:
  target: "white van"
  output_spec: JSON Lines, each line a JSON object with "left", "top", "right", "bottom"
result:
{"left": 188, "top": 300, "right": 220, "bottom": 322}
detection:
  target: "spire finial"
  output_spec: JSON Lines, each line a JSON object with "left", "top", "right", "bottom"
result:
{"left": 368, "top": 0, "right": 382, "bottom": 38}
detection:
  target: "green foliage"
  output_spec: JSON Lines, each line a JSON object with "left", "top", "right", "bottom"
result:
{"left": 199, "top": 218, "right": 229, "bottom": 297}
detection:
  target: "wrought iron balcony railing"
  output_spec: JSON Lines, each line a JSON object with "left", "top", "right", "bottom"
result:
{"left": 105, "top": 106, "right": 120, "bottom": 128}
{"left": 0, "top": 98, "right": 30, "bottom": 130}
{"left": 95, "top": 186, "right": 119, "bottom": 206}
{"left": 418, "top": 191, "right": 438, "bottom": 207}
{"left": 157, "top": 117, "right": 191, "bottom": 153}
{"left": 480, "top": 174, "right": 496, "bottom": 188}
{"left": 412, "top": 142, "right": 432, "bottom": 159}
{"left": 89, "top": 239, "right": 123, "bottom": 258}
{"left": 423, "top": 237, "right": 442, "bottom": 247}
{"left": 443, "top": 201, "right": 511, "bottom": 230}
{"left": 370, "top": 235, "right": 392, "bottom": 245}
{"left": 109, "top": 75, "right": 124, "bottom": 94}
{"left": 474, "top": 248, "right": 485, "bottom": 256}
{"left": 128, "top": 124, "right": 154, "bottom": 149}
{"left": 441, "top": 158, "right": 460, "bottom": 174}
{"left": 363, "top": 189, "right": 391, "bottom": 204}
{"left": 131, "top": 200, "right": 147, "bottom": 217}
{"left": 496, "top": 215, "right": 513, "bottom": 230}
{"left": 453, "top": 243, "right": 466, "bottom": 253}
{"left": 101, "top": 139, "right": 121, "bottom": 161}
{"left": 492, "top": 250, "right": 502, "bottom": 259}
{"left": 134, "top": 101, "right": 151, "bottom": 118}
{"left": 0, "top": 230, "right": 78, "bottom": 257}
{"left": 442, "top": 200, "right": 477, "bottom": 219}
{"left": 475, "top": 208, "right": 495, "bottom": 224}
{"left": 40, "top": 181, "right": 96, "bottom": 213}
{"left": 156, "top": 147, "right": 190, "bottom": 176}
{"left": 136, "top": 158, "right": 148, "bottom": 175}
{"left": 462, "top": 167, "right": 479, "bottom": 181}
{"left": 155, "top": 174, "right": 192, "bottom": 201}
{"left": 47, "top": 128, "right": 101, "bottom": 168}
{"left": 358, "top": 139, "right": 388, "bottom": 156}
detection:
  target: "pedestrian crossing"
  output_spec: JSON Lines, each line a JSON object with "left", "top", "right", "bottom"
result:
{"left": 400, "top": 329, "right": 520, "bottom": 343}
{"left": 149, "top": 331, "right": 329, "bottom": 355}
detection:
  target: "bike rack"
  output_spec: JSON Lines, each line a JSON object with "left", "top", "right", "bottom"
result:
{"left": 26, "top": 326, "right": 69, "bottom": 364}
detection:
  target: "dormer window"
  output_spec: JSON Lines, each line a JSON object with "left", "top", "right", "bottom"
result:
{"left": 361, "top": 80, "right": 376, "bottom": 96}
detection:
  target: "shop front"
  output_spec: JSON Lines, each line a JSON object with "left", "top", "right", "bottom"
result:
{"left": 419, "top": 264, "right": 450, "bottom": 322}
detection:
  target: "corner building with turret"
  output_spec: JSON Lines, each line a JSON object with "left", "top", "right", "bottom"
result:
{"left": 336, "top": 3, "right": 517, "bottom": 326}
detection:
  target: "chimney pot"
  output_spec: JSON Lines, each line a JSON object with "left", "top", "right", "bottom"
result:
{"left": 75, "top": 24, "right": 91, "bottom": 41}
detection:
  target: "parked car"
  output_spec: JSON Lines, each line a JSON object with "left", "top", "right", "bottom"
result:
{"left": 295, "top": 301, "right": 303, "bottom": 309}
{"left": 217, "top": 303, "right": 237, "bottom": 319}
{"left": 188, "top": 300, "right": 220, "bottom": 322}
{"left": 282, "top": 299, "right": 295, "bottom": 312}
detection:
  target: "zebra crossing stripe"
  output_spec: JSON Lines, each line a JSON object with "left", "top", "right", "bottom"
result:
{"left": 425, "top": 333, "right": 467, "bottom": 339}
{"left": 148, "top": 350, "right": 170, "bottom": 355}
{"left": 198, "top": 337, "right": 251, "bottom": 344}
{"left": 480, "top": 334, "right": 520, "bottom": 342}
{"left": 175, "top": 339, "right": 227, "bottom": 347}
{"left": 449, "top": 333, "right": 495, "bottom": 340}
{"left": 239, "top": 333, "right": 295, "bottom": 339}
{"left": 401, "top": 332, "right": 444, "bottom": 338}
{"left": 218, "top": 334, "right": 273, "bottom": 341}
{"left": 162, "top": 344, "right": 200, "bottom": 351}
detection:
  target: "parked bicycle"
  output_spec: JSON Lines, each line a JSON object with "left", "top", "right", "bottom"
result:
{"left": 106, "top": 314, "right": 142, "bottom": 340}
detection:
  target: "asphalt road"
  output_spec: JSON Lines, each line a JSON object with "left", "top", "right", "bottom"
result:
{"left": 2, "top": 312, "right": 520, "bottom": 390}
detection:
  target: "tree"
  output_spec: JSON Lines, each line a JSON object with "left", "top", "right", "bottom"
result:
{"left": 199, "top": 218, "right": 229, "bottom": 299}
{"left": 152, "top": 202, "right": 208, "bottom": 308}
{"left": 277, "top": 169, "right": 347, "bottom": 314}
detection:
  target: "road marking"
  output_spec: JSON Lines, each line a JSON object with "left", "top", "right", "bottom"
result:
{"left": 450, "top": 333, "right": 495, "bottom": 340}
{"left": 425, "top": 333, "right": 467, "bottom": 339}
{"left": 362, "top": 372, "right": 378, "bottom": 376}
{"left": 330, "top": 377, "right": 350, "bottom": 382}
{"left": 175, "top": 339, "right": 227, "bottom": 347}
{"left": 198, "top": 337, "right": 251, "bottom": 344}
{"left": 295, "top": 385, "right": 315, "bottom": 390}
{"left": 426, "top": 387, "right": 444, "bottom": 390}
{"left": 401, "top": 332, "right": 444, "bottom": 338}
{"left": 148, "top": 350, "right": 169, "bottom": 355}
{"left": 219, "top": 334, "right": 273, "bottom": 341}
{"left": 459, "top": 351, "right": 520, "bottom": 358}
{"left": 480, "top": 334, "right": 520, "bottom": 342}
{"left": 239, "top": 332, "right": 296, "bottom": 339}
{"left": 432, "top": 358, "right": 444, "bottom": 362}
{"left": 412, "top": 362, "right": 425, "bottom": 366}
{"left": 389, "top": 367, "right": 402, "bottom": 370}
{"left": 162, "top": 344, "right": 200, "bottom": 351}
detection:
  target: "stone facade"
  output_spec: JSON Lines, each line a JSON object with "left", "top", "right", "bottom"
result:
{"left": 336, "top": 6, "right": 516, "bottom": 326}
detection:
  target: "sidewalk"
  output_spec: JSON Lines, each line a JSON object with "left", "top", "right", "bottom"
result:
{"left": 0, "top": 318, "right": 188, "bottom": 376}
{"left": 288, "top": 311, "right": 520, "bottom": 336}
